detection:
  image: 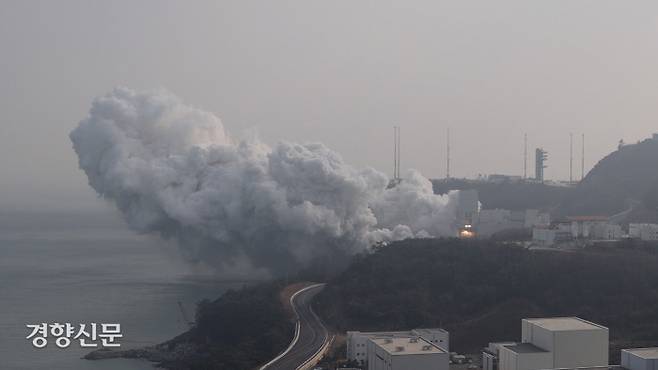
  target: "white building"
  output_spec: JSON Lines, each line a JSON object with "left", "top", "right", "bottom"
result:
{"left": 532, "top": 225, "right": 572, "bottom": 246}
{"left": 483, "top": 342, "right": 517, "bottom": 370}
{"left": 347, "top": 328, "right": 449, "bottom": 365}
{"left": 498, "top": 317, "right": 608, "bottom": 370}
{"left": 478, "top": 209, "right": 550, "bottom": 237}
{"left": 629, "top": 223, "right": 658, "bottom": 241}
{"left": 368, "top": 336, "right": 449, "bottom": 370}
{"left": 569, "top": 216, "right": 622, "bottom": 240}
{"left": 622, "top": 348, "right": 658, "bottom": 370}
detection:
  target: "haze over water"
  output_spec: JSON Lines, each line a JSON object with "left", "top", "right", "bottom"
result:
{"left": 0, "top": 210, "right": 250, "bottom": 370}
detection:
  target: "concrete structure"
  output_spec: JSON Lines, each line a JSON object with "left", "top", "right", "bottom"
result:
{"left": 622, "top": 348, "right": 658, "bottom": 370}
{"left": 483, "top": 342, "right": 517, "bottom": 370}
{"left": 488, "top": 174, "right": 523, "bottom": 184}
{"left": 478, "top": 209, "right": 550, "bottom": 237}
{"left": 475, "top": 209, "right": 551, "bottom": 236}
{"left": 499, "top": 343, "right": 552, "bottom": 370}
{"left": 478, "top": 209, "right": 513, "bottom": 236}
{"left": 532, "top": 226, "right": 572, "bottom": 246}
{"left": 569, "top": 216, "right": 622, "bottom": 240}
{"left": 347, "top": 328, "right": 449, "bottom": 365}
{"left": 629, "top": 224, "right": 658, "bottom": 241}
{"left": 522, "top": 210, "right": 550, "bottom": 228}
{"left": 498, "top": 317, "right": 608, "bottom": 370}
{"left": 535, "top": 148, "right": 548, "bottom": 183}
{"left": 456, "top": 189, "right": 480, "bottom": 227}
{"left": 591, "top": 223, "right": 622, "bottom": 240}
{"left": 368, "top": 336, "right": 449, "bottom": 370}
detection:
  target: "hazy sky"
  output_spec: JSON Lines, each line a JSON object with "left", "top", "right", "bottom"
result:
{"left": 2, "top": 1, "right": 658, "bottom": 211}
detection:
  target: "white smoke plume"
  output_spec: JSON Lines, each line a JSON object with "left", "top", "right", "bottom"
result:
{"left": 70, "top": 88, "right": 459, "bottom": 273}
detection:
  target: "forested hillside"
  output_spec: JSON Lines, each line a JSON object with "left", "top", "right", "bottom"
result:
{"left": 558, "top": 138, "right": 658, "bottom": 217}
{"left": 315, "top": 239, "right": 658, "bottom": 354}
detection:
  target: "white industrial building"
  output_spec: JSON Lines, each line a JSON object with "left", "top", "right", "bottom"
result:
{"left": 497, "top": 317, "right": 608, "bottom": 370}
{"left": 347, "top": 328, "right": 449, "bottom": 365}
{"left": 629, "top": 223, "right": 658, "bottom": 241}
{"left": 622, "top": 348, "right": 658, "bottom": 370}
{"left": 483, "top": 342, "right": 517, "bottom": 370}
{"left": 478, "top": 209, "right": 550, "bottom": 237}
{"left": 569, "top": 216, "right": 622, "bottom": 240}
{"left": 532, "top": 223, "right": 572, "bottom": 246}
{"left": 367, "top": 336, "right": 449, "bottom": 370}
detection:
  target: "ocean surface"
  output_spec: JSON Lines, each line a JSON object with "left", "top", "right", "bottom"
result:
{"left": 0, "top": 211, "right": 250, "bottom": 370}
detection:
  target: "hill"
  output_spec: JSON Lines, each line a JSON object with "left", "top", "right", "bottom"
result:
{"left": 314, "top": 239, "right": 658, "bottom": 354}
{"left": 87, "top": 281, "right": 294, "bottom": 370}
{"left": 432, "top": 178, "right": 570, "bottom": 211}
{"left": 558, "top": 138, "right": 658, "bottom": 217}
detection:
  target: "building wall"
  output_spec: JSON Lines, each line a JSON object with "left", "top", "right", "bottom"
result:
{"left": 483, "top": 351, "right": 496, "bottom": 370}
{"left": 498, "top": 347, "right": 552, "bottom": 370}
{"left": 368, "top": 340, "right": 448, "bottom": 370}
{"left": 622, "top": 350, "right": 658, "bottom": 370}
{"left": 499, "top": 346, "right": 518, "bottom": 370}
{"left": 629, "top": 224, "right": 658, "bottom": 240}
{"left": 347, "top": 331, "right": 371, "bottom": 363}
{"left": 349, "top": 330, "right": 449, "bottom": 363}
{"left": 516, "top": 351, "right": 553, "bottom": 370}
{"left": 368, "top": 339, "right": 388, "bottom": 370}
{"left": 521, "top": 321, "right": 555, "bottom": 352}
{"left": 553, "top": 329, "right": 608, "bottom": 368}
{"left": 393, "top": 352, "right": 449, "bottom": 370}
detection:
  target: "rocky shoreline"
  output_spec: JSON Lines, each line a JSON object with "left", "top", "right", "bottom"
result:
{"left": 84, "top": 341, "right": 202, "bottom": 370}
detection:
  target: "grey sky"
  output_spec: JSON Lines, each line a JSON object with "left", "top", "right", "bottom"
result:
{"left": 2, "top": 1, "right": 657, "bottom": 211}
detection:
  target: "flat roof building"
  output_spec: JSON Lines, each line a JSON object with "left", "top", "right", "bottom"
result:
{"left": 484, "top": 342, "right": 517, "bottom": 370}
{"left": 368, "top": 336, "right": 449, "bottom": 370}
{"left": 347, "top": 328, "right": 449, "bottom": 365}
{"left": 498, "top": 317, "right": 608, "bottom": 370}
{"left": 622, "top": 348, "right": 658, "bottom": 370}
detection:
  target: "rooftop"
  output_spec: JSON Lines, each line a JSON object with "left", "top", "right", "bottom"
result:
{"left": 623, "top": 348, "right": 658, "bottom": 359}
{"left": 568, "top": 216, "right": 609, "bottom": 222}
{"left": 412, "top": 328, "right": 449, "bottom": 335}
{"left": 349, "top": 330, "right": 415, "bottom": 338}
{"left": 504, "top": 343, "right": 549, "bottom": 354}
{"left": 524, "top": 317, "right": 607, "bottom": 331}
{"left": 350, "top": 328, "right": 448, "bottom": 338}
{"left": 371, "top": 337, "right": 446, "bottom": 355}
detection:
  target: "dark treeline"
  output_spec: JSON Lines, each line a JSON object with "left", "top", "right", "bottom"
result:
{"left": 159, "top": 281, "right": 293, "bottom": 370}
{"left": 315, "top": 239, "right": 658, "bottom": 355}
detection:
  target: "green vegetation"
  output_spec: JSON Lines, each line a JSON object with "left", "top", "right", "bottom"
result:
{"left": 559, "top": 138, "right": 658, "bottom": 218}
{"left": 160, "top": 281, "right": 293, "bottom": 370}
{"left": 315, "top": 238, "right": 658, "bottom": 354}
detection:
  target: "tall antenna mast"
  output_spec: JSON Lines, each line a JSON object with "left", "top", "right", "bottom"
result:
{"left": 397, "top": 126, "right": 401, "bottom": 179}
{"left": 393, "top": 126, "right": 396, "bottom": 179}
{"left": 393, "top": 126, "right": 399, "bottom": 180}
{"left": 569, "top": 133, "right": 573, "bottom": 183}
{"left": 581, "top": 133, "right": 585, "bottom": 181}
{"left": 524, "top": 133, "right": 528, "bottom": 179}
{"left": 446, "top": 128, "right": 451, "bottom": 179}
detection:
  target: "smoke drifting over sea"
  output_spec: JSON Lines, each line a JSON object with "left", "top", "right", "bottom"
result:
{"left": 70, "top": 88, "right": 459, "bottom": 273}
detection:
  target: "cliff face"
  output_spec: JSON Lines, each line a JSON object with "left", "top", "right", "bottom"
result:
{"left": 558, "top": 138, "right": 658, "bottom": 217}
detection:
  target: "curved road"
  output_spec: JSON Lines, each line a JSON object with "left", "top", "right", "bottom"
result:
{"left": 260, "top": 284, "right": 330, "bottom": 370}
